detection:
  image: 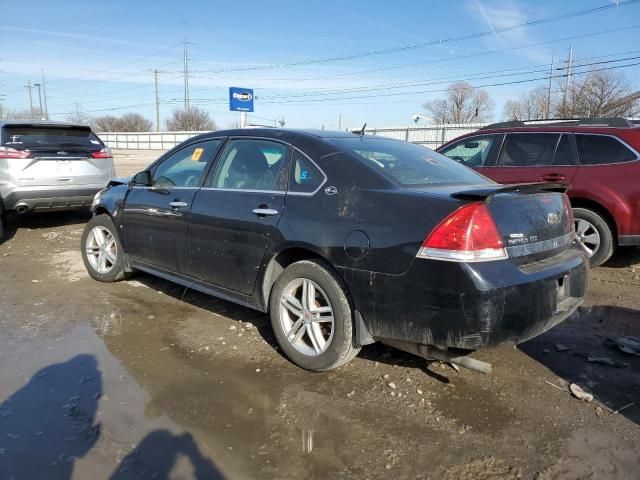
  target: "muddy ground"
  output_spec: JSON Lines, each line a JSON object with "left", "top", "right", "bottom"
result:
{"left": 0, "top": 150, "right": 639, "bottom": 479}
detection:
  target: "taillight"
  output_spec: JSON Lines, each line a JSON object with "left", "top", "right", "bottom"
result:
{"left": 417, "top": 202, "right": 508, "bottom": 262}
{"left": 0, "top": 146, "right": 31, "bottom": 159}
{"left": 91, "top": 148, "right": 112, "bottom": 159}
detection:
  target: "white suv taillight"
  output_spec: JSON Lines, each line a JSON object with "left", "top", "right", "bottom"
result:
{"left": 417, "top": 202, "right": 508, "bottom": 262}
{"left": 91, "top": 148, "right": 112, "bottom": 159}
{"left": 0, "top": 146, "right": 31, "bottom": 159}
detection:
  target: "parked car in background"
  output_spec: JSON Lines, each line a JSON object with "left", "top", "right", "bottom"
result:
{"left": 437, "top": 118, "right": 640, "bottom": 266}
{"left": 0, "top": 121, "right": 114, "bottom": 239}
{"left": 82, "top": 128, "right": 588, "bottom": 373}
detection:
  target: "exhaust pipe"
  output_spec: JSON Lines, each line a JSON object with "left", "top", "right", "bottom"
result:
{"left": 381, "top": 339, "right": 493, "bottom": 375}
{"left": 15, "top": 204, "right": 30, "bottom": 214}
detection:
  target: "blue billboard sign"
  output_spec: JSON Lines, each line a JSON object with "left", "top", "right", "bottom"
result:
{"left": 229, "top": 87, "right": 254, "bottom": 112}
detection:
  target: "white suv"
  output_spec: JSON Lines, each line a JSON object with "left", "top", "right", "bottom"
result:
{"left": 0, "top": 121, "right": 115, "bottom": 238}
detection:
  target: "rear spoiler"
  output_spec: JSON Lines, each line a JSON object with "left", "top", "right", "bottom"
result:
{"left": 451, "top": 183, "right": 568, "bottom": 201}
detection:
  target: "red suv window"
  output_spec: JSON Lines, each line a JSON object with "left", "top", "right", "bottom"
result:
{"left": 575, "top": 134, "right": 638, "bottom": 165}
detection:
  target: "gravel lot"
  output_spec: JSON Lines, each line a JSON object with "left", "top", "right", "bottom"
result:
{"left": 0, "top": 149, "right": 638, "bottom": 479}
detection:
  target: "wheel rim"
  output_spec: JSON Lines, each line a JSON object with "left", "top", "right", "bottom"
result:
{"left": 85, "top": 226, "right": 118, "bottom": 274}
{"left": 279, "top": 278, "right": 335, "bottom": 356}
{"left": 575, "top": 218, "right": 600, "bottom": 257}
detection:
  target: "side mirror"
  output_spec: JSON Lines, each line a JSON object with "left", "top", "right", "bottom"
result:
{"left": 132, "top": 171, "right": 152, "bottom": 186}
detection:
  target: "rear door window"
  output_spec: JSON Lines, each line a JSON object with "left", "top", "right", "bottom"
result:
{"left": 552, "top": 134, "right": 576, "bottom": 165}
{"left": 2, "top": 126, "right": 102, "bottom": 151}
{"left": 497, "top": 133, "right": 560, "bottom": 167}
{"left": 289, "top": 150, "right": 325, "bottom": 194}
{"left": 575, "top": 134, "right": 638, "bottom": 165}
{"left": 438, "top": 135, "right": 498, "bottom": 167}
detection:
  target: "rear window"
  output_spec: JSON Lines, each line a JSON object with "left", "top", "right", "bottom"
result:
{"left": 332, "top": 137, "right": 487, "bottom": 186}
{"left": 1, "top": 126, "right": 103, "bottom": 150}
{"left": 575, "top": 134, "right": 637, "bottom": 165}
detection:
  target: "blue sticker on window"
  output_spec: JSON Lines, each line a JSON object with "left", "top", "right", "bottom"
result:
{"left": 300, "top": 170, "right": 309, "bottom": 181}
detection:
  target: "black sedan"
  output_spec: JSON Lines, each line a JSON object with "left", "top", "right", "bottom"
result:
{"left": 82, "top": 129, "right": 588, "bottom": 372}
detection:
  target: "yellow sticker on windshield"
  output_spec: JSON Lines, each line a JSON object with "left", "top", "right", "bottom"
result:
{"left": 192, "top": 148, "right": 204, "bottom": 161}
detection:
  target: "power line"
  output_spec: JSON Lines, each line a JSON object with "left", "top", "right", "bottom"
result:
{"left": 259, "top": 60, "right": 640, "bottom": 105}
{"left": 190, "top": 0, "right": 640, "bottom": 74}
{"left": 197, "top": 24, "right": 640, "bottom": 87}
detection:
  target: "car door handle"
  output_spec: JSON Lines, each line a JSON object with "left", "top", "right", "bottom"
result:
{"left": 252, "top": 208, "right": 279, "bottom": 216}
{"left": 541, "top": 174, "right": 565, "bottom": 181}
{"left": 169, "top": 201, "right": 189, "bottom": 208}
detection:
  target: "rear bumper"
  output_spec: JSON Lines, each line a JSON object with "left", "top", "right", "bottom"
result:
{"left": 3, "top": 186, "right": 102, "bottom": 212}
{"left": 345, "top": 243, "right": 589, "bottom": 350}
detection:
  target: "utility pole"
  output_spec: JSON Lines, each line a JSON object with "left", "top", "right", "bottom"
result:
{"left": 25, "top": 81, "right": 34, "bottom": 117}
{"left": 546, "top": 52, "right": 554, "bottom": 118}
{"left": 338, "top": 113, "right": 342, "bottom": 130}
{"left": 154, "top": 69, "right": 160, "bottom": 131}
{"left": 561, "top": 46, "right": 573, "bottom": 117}
{"left": 41, "top": 69, "right": 49, "bottom": 120}
{"left": 183, "top": 37, "right": 190, "bottom": 115}
{"left": 34, "top": 83, "right": 44, "bottom": 119}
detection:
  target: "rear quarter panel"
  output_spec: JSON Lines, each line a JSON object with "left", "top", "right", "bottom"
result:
{"left": 570, "top": 160, "right": 640, "bottom": 236}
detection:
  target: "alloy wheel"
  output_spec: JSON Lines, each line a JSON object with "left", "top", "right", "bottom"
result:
{"left": 575, "top": 218, "right": 600, "bottom": 257}
{"left": 279, "top": 278, "right": 335, "bottom": 356}
{"left": 85, "top": 226, "right": 118, "bottom": 274}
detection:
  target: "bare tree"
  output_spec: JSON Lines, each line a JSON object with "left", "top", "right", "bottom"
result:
{"left": 555, "top": 70, "right": 640, "bottom": 118}
{"left": 1, "top": 107, "right": 40, "bottom": 120}
{"left": 166, "top": 107, "right": 216, "bottom": 131}
{"left": 503, "top": 87, "right": 549, "bottom": 121}
{"left": 423, "top": 81, "right": 494, "bottom": 124}
{"left": 116, "top": 113, "right": 153, "bottom": 132}
{"left": 93, "top": 115, "right": 121, "bottom": 132}
{"left": 66, "top": 104, "right": 93, "bottom": 126}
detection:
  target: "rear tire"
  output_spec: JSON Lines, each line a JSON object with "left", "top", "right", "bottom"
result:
{"left": 269, "top": 259, "right": 361, "bottom": 371}
{"left": 573, "top": 207, "right": 613, "bottom": 267}
{"left": 81, "top": 214, "right": 127, "bottom": 282}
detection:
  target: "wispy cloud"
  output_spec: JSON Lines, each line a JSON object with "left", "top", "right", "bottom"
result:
{"left": 468, "top": 0, "right": 550, "bottom": 63}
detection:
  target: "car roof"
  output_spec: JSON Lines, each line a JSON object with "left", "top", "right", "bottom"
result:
{"left": 188, "top": 128, "right": 397, "bottom": 143}
{"left": 0, "top": 120, "right": 90, "bottom": 128}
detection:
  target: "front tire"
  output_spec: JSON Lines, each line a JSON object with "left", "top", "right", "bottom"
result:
{"left": 269, "top": 259, "right": 360, "bottom": 371}
{"left": 81, "top": 214, "right": 127, "bottom": 282}
{"left": 573, "top": 207, "right": 614, "bottom": 267}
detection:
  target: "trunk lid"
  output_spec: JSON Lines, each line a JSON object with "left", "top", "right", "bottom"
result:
{"left": 452, "top": 183, "right": 575, "bottom": 262}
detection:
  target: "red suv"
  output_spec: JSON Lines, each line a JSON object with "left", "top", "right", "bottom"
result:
{"left": 437, "top": 118, "right": 640, "bottom": 266}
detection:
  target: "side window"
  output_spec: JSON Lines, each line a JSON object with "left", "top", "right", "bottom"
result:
{"left": 497, "top": 133, "right": 559, "bottom": 167}
{"left": 439, "top": 135, "right": 497, "bottom": 167}
{"left": 209, "top": 139, "right": 288, "bottom": 191}
{"left": 575, "top": 134, "right": 638, "bottom": 165}
{"left": 552, "top": 135, "right": 576, "bottom": 166}
{"left": 152, "top": 140, "right": 220, "bottom": 189}
{"left": 289, "top": 150, "right": 324, "bottom": 193}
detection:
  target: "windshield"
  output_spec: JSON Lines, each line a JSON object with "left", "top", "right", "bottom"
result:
{"left": 331, "top": 137, "right": 490, "bottom": 187}
{"left": 2, "top": 126, "right": 103, "bottom": 150}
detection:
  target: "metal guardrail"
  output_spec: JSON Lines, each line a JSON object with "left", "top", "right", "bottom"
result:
{"left": 98, "top": 124, "right": 487, "bottom": 150}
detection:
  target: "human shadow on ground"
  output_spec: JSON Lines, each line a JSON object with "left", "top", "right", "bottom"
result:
{"left": 110, "top": 430, "right": 223, "bottom": 480}
{"left": 0, "top": 354, "right": 102, "bottom": 480}
{"left": 519, "top": 304, "right": 640, "bottom": 426}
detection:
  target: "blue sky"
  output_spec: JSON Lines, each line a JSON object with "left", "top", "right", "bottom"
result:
{"left": 2, "top": 0, "right": 640, "bottom": 129}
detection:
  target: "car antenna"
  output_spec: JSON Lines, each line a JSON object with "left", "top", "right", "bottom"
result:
{"left": 359, "top": 123, "right": 367, "bottom": 137}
